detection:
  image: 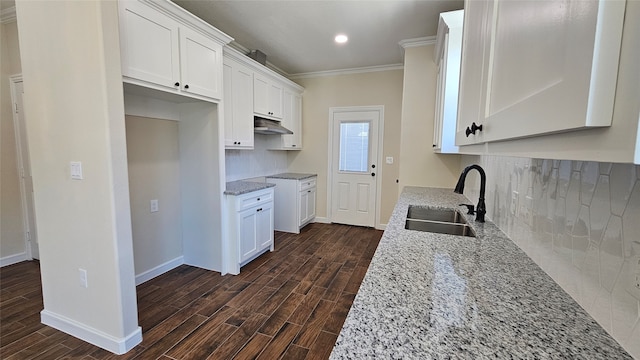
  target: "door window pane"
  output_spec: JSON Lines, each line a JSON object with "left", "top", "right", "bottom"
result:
{"left": 339, "top": 122, "right": 369, "bottom": 172}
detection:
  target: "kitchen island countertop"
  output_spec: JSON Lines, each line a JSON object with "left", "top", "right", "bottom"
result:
{"left": 330, "top": 187, "right": 632, "bottom": 359}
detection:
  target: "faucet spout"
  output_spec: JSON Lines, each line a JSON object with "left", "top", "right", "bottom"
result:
{"left": 453, "top": 164, "right": 486, "bottom": 222}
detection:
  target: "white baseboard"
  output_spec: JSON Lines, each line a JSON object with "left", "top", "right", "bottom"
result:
{"left": 135, "top": 256, "right": 184, "bottom": 285}
{"left": 312, "top": 218, "right": 387, "bottom": 230}
{"left": 41, "top": 310, "right": 142, "bottom": 355}
{"left": 0, "top": 252, "right": 29, "bottom": 267}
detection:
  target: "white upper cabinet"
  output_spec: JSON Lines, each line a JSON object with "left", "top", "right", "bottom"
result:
{"left": 254, "top": 73, "right": 283, "bottom": 120}
{"left": 456, "top": 0, "right": 626, "bottom": 146}
{"left": 279, "top": 89, "right": 302, "bottom": 150}
{"left": 223, "top": 58, "right": 254, "bottom": 148}
{"left": 179, "top": 26, "right": 224, "bottom": 100}
{"left": 433, "top": 10, "right": 463, "bottom": 154}
{"left": 118, "top": 0, "right": 232, "bottom": 102}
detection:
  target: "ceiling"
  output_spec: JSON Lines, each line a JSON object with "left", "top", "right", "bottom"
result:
{"left": 2, "top": 0, "right": 464, "bottom": 76}
{"left": 173, "top": 0, "right": 464, "bottom": 76}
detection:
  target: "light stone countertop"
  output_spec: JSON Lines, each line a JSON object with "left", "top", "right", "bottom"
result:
{"left": 224, "top": 180, "right": 275, "bottom": 196}
{"left": 330, "top": 186, "right": 632, "bottom": 359}
{"left": 265, "top": 172, "right": 317, "bottom": 180}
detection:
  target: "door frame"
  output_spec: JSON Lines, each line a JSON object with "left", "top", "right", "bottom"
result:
{"left": 9, "top": 74, "right": 38, "bottom": 260}
{"left": 327, "top": 105, "right": 384, "bottom": 230}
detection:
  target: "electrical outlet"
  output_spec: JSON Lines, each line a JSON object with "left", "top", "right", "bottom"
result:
{"left": 79, "top": 268, "right": 88, "bottom": 288}
{"left": 510, "top": 191, "right": 519, "bottom": 216}
{"left": 150, "top": 199, "right": 159, "bottom": 213}
{"left": 386, "top": 156, "right": 394, "bottom": 164}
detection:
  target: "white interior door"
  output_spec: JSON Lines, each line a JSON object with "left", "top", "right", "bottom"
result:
{"left": 330, "top": 108, "right": 380, "bottom": 227}
{"left": 11, "top": 78, "right": 39, "bottom": 259}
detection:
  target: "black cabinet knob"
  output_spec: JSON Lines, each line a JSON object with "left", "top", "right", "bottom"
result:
{"left": 174, "top": 82, "right": 179, "bottom": 87}
{"left": 371, "top": 172, "right": 376, "bottom": 177}
{"left": 184, "top": 84, "right": 189, "bottom": 89}
{"left": 257, "top": 198, "right": 260, "bottom": 201}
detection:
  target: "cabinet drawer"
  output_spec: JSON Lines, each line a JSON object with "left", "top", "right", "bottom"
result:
{"left": 299, "top": 178, "right": 316, "bottom": 192}
{"left": 236, "top": 188, "right": 273, "bottom": 211}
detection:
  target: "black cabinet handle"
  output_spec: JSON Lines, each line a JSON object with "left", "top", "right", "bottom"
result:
{"left": 184, "top": 84, "right": 189, "bottom": 89}
{"left": 257, "top": 208, "right": 263, "bottom": 212}
{"left": 174, "top": 82, "right": 180, "bottom": 87}
{"left": 292, "top": 144, "right": 296, "bottom": 147}
{"left": 465, "top": 122, "right": 483, "bottom": 137}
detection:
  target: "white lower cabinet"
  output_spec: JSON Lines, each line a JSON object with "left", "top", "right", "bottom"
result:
{"left": 226, "top": 188, "right": 274, "bottom": 274}
{"left": 266, "top": 176, "right": 317, "bottom": 234}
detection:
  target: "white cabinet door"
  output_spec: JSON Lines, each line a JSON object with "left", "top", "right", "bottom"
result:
{"left": 268, "top": 82, "right": 283, "bottom": 119}
{"left": 282, "top": 90, "right": 302, "bottom": 149}
{"left": 238, "top": 207, "right": 258, "bottom": 263}
{"left": 179, "top": 26, "right": 223, "bottom": 100}
{"left": 306, "top": 187, "right": 316, "bottom": 223}
{"left": 119, "top": 0, "right": 180, "bottom": 90}
{"left": 254, "top": 73, "right": 283, "bottom": 119}
{"left": 224, "top": 59, "right": 254, "bottom": 148}
{"left": 298, "top": 189, "right": 308, "bottom": 227}
{"left": 456, "top": 0, "right": 625, "bottom": 145}
{"left": 256, "top": 202, "right": 274, "bottom": 251}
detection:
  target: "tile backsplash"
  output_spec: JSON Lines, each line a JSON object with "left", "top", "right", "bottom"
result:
{"left": 225, "top": 135, "right": 288, "bottom": 182}
{"left": 461, "top": 155, "right": 640, "bottom": 357}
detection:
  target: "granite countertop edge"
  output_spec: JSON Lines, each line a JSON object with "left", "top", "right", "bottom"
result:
{"left": 265, "top": 172, "right": 317, "bottom": 180}
{"left": 224, "top": 180, "right": 275, "bottom": 195}
{"left": 329, "top": 186, "right": 631, "bottom": 359}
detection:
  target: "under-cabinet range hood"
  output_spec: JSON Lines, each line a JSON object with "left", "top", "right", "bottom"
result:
{"left": 254, "top": 116, "right": 293, "bottom": 135}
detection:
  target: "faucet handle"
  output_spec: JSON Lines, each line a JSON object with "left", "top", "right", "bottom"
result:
{"left": 459, "top": 204, "right": 475, "bottom": 215}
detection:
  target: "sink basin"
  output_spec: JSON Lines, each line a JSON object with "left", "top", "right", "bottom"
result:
{"left": 405, "top": 219, "right": 476, "bottom": 237}
{"left": 406, "top": 206, "right": 468, "bottom": 224}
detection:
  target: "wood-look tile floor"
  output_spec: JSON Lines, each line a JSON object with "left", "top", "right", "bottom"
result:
{"left": 0, "top": 223, "right": 382, "bottom": 359}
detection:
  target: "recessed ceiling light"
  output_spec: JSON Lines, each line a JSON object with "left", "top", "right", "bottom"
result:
{"left": 335, "top": 34, "right": 348, "bottom": 44}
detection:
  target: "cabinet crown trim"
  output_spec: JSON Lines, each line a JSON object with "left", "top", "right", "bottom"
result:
{"left": 224, "top": 46, "right": 304, "bottom": 92}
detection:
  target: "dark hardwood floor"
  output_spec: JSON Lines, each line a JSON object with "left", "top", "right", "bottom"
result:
{"left": 0, "top": 223, "right": 382, "bottom": 359}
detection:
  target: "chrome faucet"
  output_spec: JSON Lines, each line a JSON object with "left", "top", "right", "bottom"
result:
{"left": 454, "top": 164, "right": 486, "bottom": 222}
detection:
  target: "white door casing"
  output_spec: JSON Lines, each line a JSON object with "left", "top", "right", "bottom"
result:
{"left": 328, "top": 106, "right": 384, "bottom": 228}
{"left": 10, "top": 75, "right": 39, "bottom": 259}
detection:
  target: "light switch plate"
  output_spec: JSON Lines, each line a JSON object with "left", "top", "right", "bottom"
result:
{"left": 70, "top": 161, "right": 83, "bottom": 180}
{"left": 150, "top": 199, "right": 159, "bottom": 213}
{"left": 386, "top": 157, "right": 394, "bottom": 164}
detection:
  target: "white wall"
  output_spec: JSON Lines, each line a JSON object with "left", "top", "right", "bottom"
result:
{"left": 125, "top": 116, "right": 182, "bottom": 279}
{"left": 460, "top": 155, "right": 640, "bottom": 358}
{"left": 16, "top": 1, "right": 140, "bottom": 353}
{"left": 0, "top": 15, "right": 26, "bottom": 264}
{"left": 398, "top": 45, "right": 461, "bottom": 192}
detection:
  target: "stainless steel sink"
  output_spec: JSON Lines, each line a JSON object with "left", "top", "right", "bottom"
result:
{"left": 404, "top": 206, "right": 475, "bottom": 237}
{"left": 406, "top": 206, "right": 468, "bottom": 224}
{"left": 405, "top": 219, "right": 475, "bottom": 237}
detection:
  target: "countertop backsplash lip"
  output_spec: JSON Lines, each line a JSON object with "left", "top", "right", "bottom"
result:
{"left": 329, "top": 186, "right": 633, "bottom": 359}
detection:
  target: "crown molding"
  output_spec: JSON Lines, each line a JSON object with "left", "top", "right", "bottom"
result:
{"left": 1, "top": 6, "right": 16, "bottom": 24}
{"left": 399, "top": 36, "right": 437, "bottom": 49}
{"left": 288, "top": 63, "right": 404, "bottom": 80}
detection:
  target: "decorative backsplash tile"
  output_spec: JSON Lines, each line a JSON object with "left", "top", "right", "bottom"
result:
{"left": 461, "top": 155, "right": 640, "bottom": 357}
{"left": 225, "top": 135, "right": 288, "bottom": 182}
